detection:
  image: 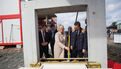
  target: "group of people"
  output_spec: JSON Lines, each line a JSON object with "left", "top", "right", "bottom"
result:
{"left": 39, "top": 20, "right": 88, "bottom": 58}
{"left": 107, "top": 29, "right": 121, "bottom": 38}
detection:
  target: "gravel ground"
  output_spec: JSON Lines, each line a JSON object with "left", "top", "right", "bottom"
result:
{"left": 0, "top": 49, "right": 24, "bottom": 69}
{"left": 107, "top": 39, "right": 121, "bottom": 63}
{"left": 0, "top": 39, "right": 120, "bottom": 69}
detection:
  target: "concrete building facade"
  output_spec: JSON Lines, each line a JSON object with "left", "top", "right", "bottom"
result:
{"left": 21, "top": 0, "right": 107, "bottom": 68}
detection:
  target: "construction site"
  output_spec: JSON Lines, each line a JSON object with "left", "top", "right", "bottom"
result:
{"left": 0, "top": 0, "right": 121, "bottom": 69}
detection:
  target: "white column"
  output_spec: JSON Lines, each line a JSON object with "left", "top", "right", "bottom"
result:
{"left": 21, "top": 5, "right": 39, "bottom": 67}
{"left": 87, "top": 0, "right": 107, "bottom": 68}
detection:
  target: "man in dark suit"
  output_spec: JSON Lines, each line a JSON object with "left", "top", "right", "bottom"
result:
{"left": 84, "top": 18, "right": 88, "bottom": 51}
{"left": 39, "top": 24, "right": 50, "bottom": 58}
{"left": 84, "top": 19, "right": 88, "bottom": 57}
{"left": 70, "top": 21, "right": 87, "bottom": 58}
{"left": 48, "top": 24, "right": 57, "bottom": 57}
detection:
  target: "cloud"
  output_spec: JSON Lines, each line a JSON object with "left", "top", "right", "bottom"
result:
{"left": 107, "top": 4, "right": 115, "bottom": 12}
{"left": 56, "top": 12, "right": 86, "bottom": 31}
{"left": 106, "top": 0, "right": 121, "bottom": 26}
{"left": 55, "top": 0, "right": 121, "bottom": 28}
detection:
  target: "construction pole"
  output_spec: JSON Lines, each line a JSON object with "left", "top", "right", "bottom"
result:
{"left": 9, "top": 24, "right": 13, "bottom": 43}
{"left": 45, "top": 16, "right": 48, "bottom": 32}
{"left": 67, "top": 29, "right": 71, "bottom": 62}
{"left": 46, "top": 16, "right": 48, "bottom": 25}
{"left": 75, "top": 12, "right": 79, "bottom": 22}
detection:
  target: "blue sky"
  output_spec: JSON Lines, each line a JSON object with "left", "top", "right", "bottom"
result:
{"left": 55, "top": 0, "right": 121, "bottom": 31}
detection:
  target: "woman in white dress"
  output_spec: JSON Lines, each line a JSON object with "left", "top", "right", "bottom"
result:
{"left": 54, "top": 25, "right": 69, "bottom": 58}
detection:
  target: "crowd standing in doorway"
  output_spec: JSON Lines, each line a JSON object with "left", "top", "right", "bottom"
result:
{"left": 39, "top": 19, "right": 88, "bottom": 58}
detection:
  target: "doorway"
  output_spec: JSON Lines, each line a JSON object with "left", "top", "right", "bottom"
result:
{"left": 35, "top": 5, "right": 88, "bottom": 61}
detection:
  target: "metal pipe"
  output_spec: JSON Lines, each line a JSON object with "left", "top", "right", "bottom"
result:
{"left": 75, "top": 12, "right": 79, "bottom": 22}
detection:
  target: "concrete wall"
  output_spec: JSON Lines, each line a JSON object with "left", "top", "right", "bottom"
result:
{"left": 21, "top": 0, "right": 107, "bottom": 68}
{"left": 21, "top": 5, "right": 39, "bottom": 67}
{"left": 87, "top": 0, "right": 107, "bottom": 68}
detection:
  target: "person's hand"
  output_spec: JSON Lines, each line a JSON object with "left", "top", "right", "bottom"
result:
{"left": 65, "top": 47, "right": 69, "bottom": 51}
{"left": 41, "top": 42, "right": 48, "bottom": 46}
{"left": 70, "top": 46, "right": 73, "bottom": 50}
{"left": 82, "top": 49, "right": 86, "bottom": 53}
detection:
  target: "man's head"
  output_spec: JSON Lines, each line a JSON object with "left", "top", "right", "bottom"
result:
{"left": 41, "top": 24, "right": 47, "bottom": 31}
{"left": 50, "top": 24, "right": 55, "bottom": 30}
{"left": 74, "top": 21, "right": 81, "bottom": 30}
{"left": 68, "top": 26, "right": 72, "bottom": 32}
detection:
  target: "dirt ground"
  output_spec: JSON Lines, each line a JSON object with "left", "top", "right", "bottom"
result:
{"left": 0, "top": 39, "right": 121, "bottom": 69}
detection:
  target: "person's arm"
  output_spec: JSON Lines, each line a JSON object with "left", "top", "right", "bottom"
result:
{"left": 82, "top": 32, "right": 87, "bottom": 53}
{"left": 84, "top": 32, "right": 87, "bottom": 50}
{"left": 39, "top": 31, "right": 43, "bottom": 46}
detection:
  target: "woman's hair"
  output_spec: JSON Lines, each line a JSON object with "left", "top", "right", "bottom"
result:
{"left": 57, "top": 24, "right": 64, "bottom": 31}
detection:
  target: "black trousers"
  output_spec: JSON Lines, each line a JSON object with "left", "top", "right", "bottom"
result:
{"left": 40, "top": 46, "right": 49, "bottom": 58}
{"left": 64, "top": 50, "right": 68, "bottom": 58}
{"left": 50, "top": 42, "right": 54, "bottom": 57}
{"left": 71, "top": 49, "right": 84, "bottom": 58}
{"left": 64, "top": 49, "right": 72, "bottom": 58}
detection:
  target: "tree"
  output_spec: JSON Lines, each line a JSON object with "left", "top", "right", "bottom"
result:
{"left": 112, "top": 22, "right": 117, "bottom": 26}
{"left": 107, "top": 22, "right": 117, "bottom": 29}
